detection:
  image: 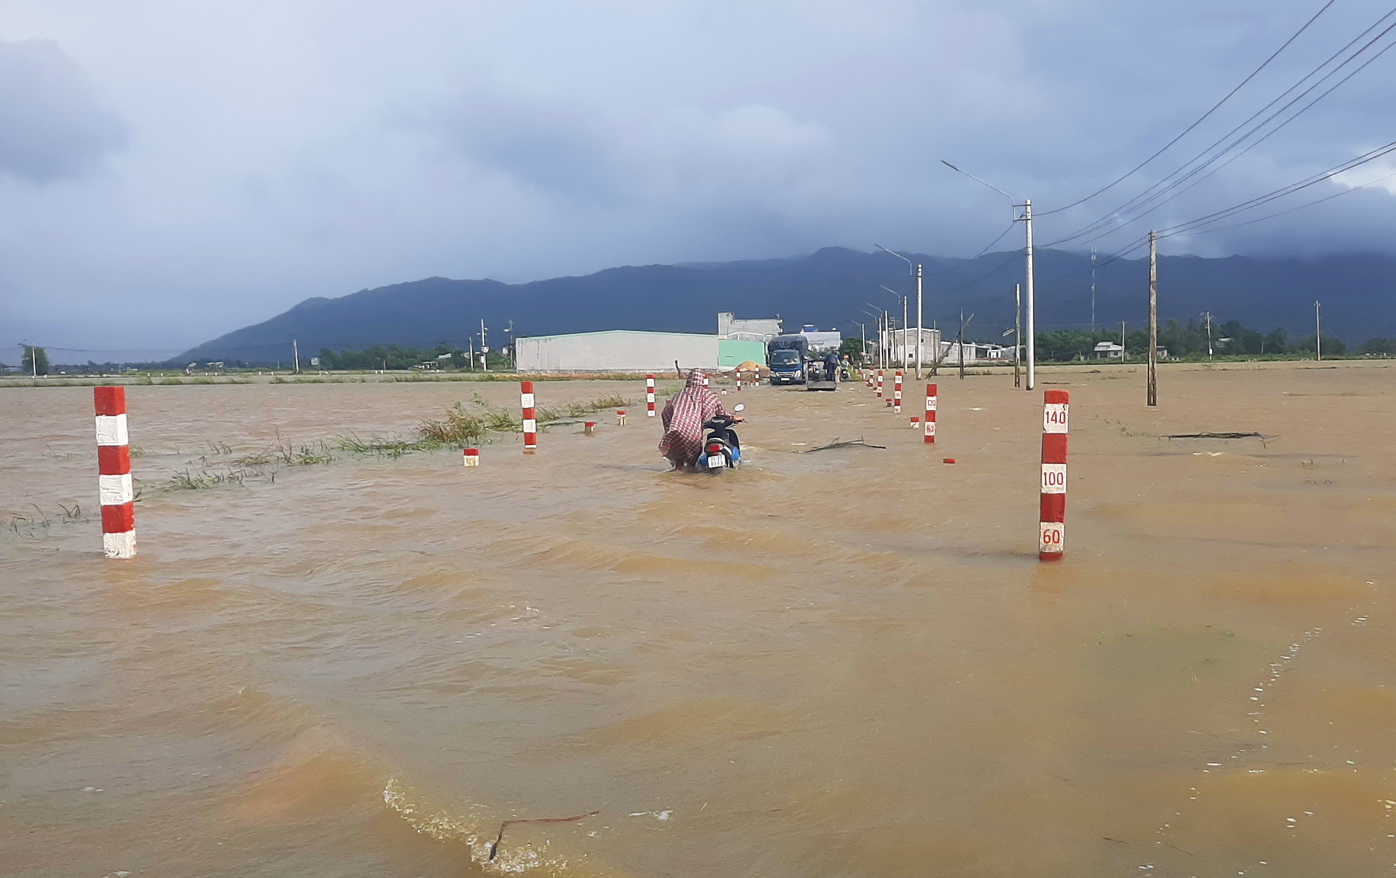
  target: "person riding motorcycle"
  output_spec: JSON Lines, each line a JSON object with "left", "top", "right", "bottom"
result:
{"left": 659, "top": 369, "right": 742, "bottom": 471}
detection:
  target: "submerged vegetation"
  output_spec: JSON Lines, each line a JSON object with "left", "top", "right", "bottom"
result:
{"left": 146, "top": 393, "right": 635, "bottom": 493}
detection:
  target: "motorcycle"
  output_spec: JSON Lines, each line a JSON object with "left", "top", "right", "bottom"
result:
{"left": 697, "top": 404, "right": 744, "bottom": 474}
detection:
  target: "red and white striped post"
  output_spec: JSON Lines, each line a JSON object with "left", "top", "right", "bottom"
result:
{"left": 736, "top": 374, "right": 743, "bottom": 391}
{"left": 646, "top": 375, "right": 656, "bottom": 417}
{"left": 1039, "top": 389, "right": 1069, "bottom": 561}
{"left": 893, "top": 371, "right": 903, "bottom": 413}
{"left": 520, "top": 381, "right": 537, "bottom": 451}
{"left": 463, "top": 447, "right": 480, "bottom": 467}
{"left": 95, "top": 387, "right": 136, "bottom": 559}
{"left": 924, "top": 384, "right": 937, "bottom": 444}
{"left": 876, "top": 370, "right": 884, "bottom": 398}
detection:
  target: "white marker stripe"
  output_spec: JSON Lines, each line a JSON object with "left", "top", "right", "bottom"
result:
{"left": 522, "top": 419, "right": 537, "bottom": 433}
{"left": 1041, "top": 463, "right": 1067, "bottom": 494}
{"left": 520, "top": 393, "right": 535, "bottom": 408}
{"left": 1043, "top": 403, "right": 1069, "bottom": 433}
{"left": 1039, "top": 522, "right": 1064, "bottom": 553}
{"left": 99, "top": 473, "right": 134, "bottom": 506}
{"left": 103, "top": 530, "right": 137, "bottom": 559}
{"left": 95, "top": 414, "right": 129, "bottom": 446}
{"left": 924, "top": 422, "right": 936, "bottom": 436}
{"left": 926, "top": 398, "right": 937, "bottom": 411}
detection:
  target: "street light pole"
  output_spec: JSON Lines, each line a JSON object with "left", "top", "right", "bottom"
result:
{"left": 875, "top": 245, "right": 924, "bottom": 379}
{"left": 941, "top": 160, "right": 1036, "bottom": 390}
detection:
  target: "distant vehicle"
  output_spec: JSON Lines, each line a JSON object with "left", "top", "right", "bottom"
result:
{"left": 806, "top": 359, "right": 837, "bottom": 391}
{"left": 767, "top": 335, "right": 809, "bottom": 385}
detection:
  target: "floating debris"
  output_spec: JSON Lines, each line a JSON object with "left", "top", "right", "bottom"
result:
{"left": 804, "top": 437, "right": 887, "bottom": 453}
{"left": 488, "top": 810, "right": 599, "bottom": 862}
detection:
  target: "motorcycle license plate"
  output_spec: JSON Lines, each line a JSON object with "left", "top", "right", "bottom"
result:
{"left": 707, "top": 455, "right": 724, "bottom": 469}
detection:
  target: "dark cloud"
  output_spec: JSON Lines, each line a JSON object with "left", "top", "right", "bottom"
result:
{"left": 2, "top": 0, "right": 1394, "bottom": 359}
{"left": 0, "top": 39, "right": 126, "bottom": 183}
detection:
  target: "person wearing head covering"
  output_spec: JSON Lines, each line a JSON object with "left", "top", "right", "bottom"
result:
{"left": 659, "top": 369, "right": 730, "bottom": 471}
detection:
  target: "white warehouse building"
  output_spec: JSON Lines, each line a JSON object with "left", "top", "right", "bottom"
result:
{"left": 514, "top": 330, "right": 721, "bottom": 373}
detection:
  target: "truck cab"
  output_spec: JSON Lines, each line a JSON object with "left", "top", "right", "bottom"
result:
{"left": 768, "top": 347, "right": 806, "bottom": 385}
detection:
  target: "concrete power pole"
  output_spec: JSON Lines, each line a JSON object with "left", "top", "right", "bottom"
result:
{"left": 292, "top": 338, "right": 300, "bottom": 374}
{"left": 480, "top": 319, "right": 488, "bottom": 372}
{"left": 915, "top": 263, "right": 924, "bottom": 380}
{"left": 1090, "top": 246, "right": 1097, "bottom": 328}
{"left": 1014, "top": 283, "right": 1022, "bottom": 389}
{"left": 1024, "top": 199, "right": 1036, "bottom": 391}
{"left": 1147, "top": 231, "right": 1158, "bottom": 407}
{"left": 1315, "top": 301, "right": 1322, "bottom": 361}
{"left": 1204, "top": 311, "right": 1214, "bottom": 359}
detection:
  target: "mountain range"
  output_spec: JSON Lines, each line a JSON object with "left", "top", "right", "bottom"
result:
{"left": 176, "top": 247, "right": 1396, "bottom": 364}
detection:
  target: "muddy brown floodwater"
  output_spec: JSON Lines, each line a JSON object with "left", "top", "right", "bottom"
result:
{"left": 2, "top": 361, "right": 1394, "bottom": 877}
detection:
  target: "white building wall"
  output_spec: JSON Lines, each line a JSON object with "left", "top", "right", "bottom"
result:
{"left": 717, "top": 312, "right": 783, "bottom": 340}
{"left": 516, "top": 331, "right": 719, "bottom": 372}
{"left": 881, "top": 328, "right": 943, "bottom": 365}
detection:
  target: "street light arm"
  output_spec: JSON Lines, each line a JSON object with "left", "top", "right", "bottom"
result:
{"left": 875, "top": 244, "right": 914, "bottom": 277}
{"left": 940, "top": 159, "right": 1016, "bottom": 205}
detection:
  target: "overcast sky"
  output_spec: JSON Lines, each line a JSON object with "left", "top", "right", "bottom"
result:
{"left": 2, "top": 0, "right": 1393, "bottom": 362}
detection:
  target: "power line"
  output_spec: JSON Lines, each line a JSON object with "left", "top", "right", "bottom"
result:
{"left": 1174, "top": 167, "right": 1396, "bottom": 236}
{"left": 1036, "top": 0, "right": 1338, "bottom": 217}
{"left": 1157, "top": 138, "right": 1396, "bottom": 237}
{"left": 1064, "top": 23, "right": 1396, "bottom": 248}
{"left": 1046, "top": 8, "right": 1396, "bottom": 248}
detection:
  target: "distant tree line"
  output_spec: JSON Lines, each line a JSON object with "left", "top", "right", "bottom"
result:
{"left": 316, "top": 343, "right": 509, "bottom": 370}
{"left": 1031, "top": 318, "right": 1394, "bottom": 362}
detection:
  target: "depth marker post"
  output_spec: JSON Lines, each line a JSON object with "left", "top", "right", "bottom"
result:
{"left": 646, "top": 375, "right": 656, "bottom": 417}
{"left": 1039, "top": 389, "right": 1069, "bottom": 561}
{"left": 876, "top": 370, "right": 884, "bottom": 398}
{"left": 520, "top": 381, "right": 537, "bottom": 451}
{"left": 893, "top": 371, "right": 903, "bottom": 413}
{"left": 95, "top": 386, "right": 136, "bottom": 559}
{"left": 924, "top": 384, "right": 937, "bottom": 444}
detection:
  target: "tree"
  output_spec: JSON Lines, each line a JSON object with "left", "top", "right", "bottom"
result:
{"left": 839, "top": 337, "right": 866, "bottom": 362}
{"left": 1361, "top": 337, "right": 1394, "bottom": 355}
{"left": 22, "top": 345, "right": 49, "bottom": 376}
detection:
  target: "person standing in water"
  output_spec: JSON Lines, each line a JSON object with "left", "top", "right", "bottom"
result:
{"left": 659, "top": 369, "right": 733, "bottom": 471}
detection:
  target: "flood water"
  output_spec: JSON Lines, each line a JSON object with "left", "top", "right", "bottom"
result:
{"left": 2, "top": 362, "right": 1394, "bottom": 877}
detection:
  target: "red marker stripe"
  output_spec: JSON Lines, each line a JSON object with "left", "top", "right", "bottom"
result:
{"left": 94, "top": 386, "right": 125, "bottom": 416}
{"left": 98, "top": 445, "right": 131, "bottom": 475}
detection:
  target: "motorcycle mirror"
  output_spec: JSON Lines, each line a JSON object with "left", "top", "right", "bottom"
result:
{"left": 733, "top": 404, "right": 745, "bottom": 413}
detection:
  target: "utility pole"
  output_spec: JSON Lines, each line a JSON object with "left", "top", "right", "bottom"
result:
{"left": 939, "top": 162, "right": 1033, "bottom": 390}
{"left": 1147, "top": 231, "right": 1158, "bottom": 407}
{"left": 902, "top": 295, "right": 910, "bottom": 372}
{"left": 1120, "top": 321, "right": 1127, "bottom": 361}
{"left": 1314, "top": 301, "right": 1322, "bottom": 361}
{"left": 911, "top": 264, "right": 924, "bottom": 378}
{"left": 1090, "top": 246, "right": 1097, "bottom": 328}
{"left": 1202, "top": 311, "right": 1214, "bottom": 359}
{"left": 958, "top": 309, "right": 965, "bottom": 380}
{"left": 1014, "top": 284, "right": 1022, "bottom": 389}
{"left": 1024, "top": 199, "right": 1036, "bottom": 391}
{"left": 859, "top": 323, "right": 867, "bottom": 367}
{"left": 292, "top": 338, "right": 300, "bottom": 374}
{"left": 480, "top": 319, "right": 488, "bottom": 372}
